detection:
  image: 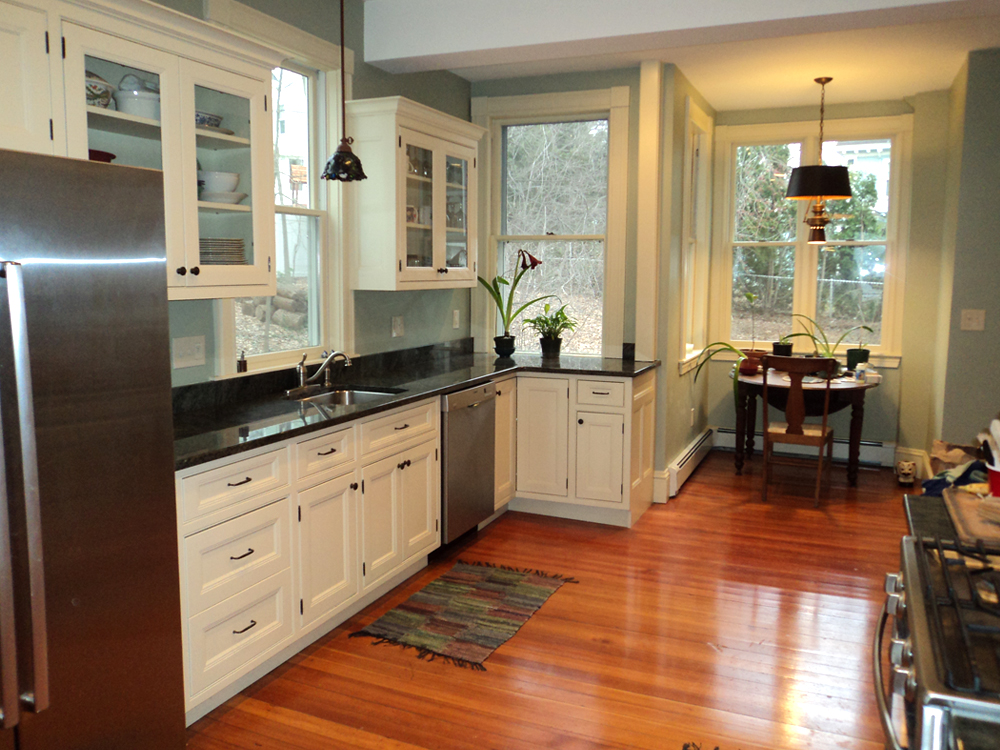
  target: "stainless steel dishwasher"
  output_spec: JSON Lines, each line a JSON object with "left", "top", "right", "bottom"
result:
{"left": 441, "top": 382, "right": 496, "bottom": 543}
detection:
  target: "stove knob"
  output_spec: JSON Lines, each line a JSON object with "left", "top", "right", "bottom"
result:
{"left": 887, "top": 592, "right": 906, "bottom": 617}
{"left": 892, "top": 666, "right": 916, "bottom": 700}
{"left": 885, "top": 572, "right": 904, "bottom": 594}
{"left": 889, "top": 638, "right": 912, "bottom": 666}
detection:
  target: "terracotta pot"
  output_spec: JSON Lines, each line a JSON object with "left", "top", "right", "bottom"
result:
{"left": 739, "top": 348, "right": 767, "bottom": 375}
{"left": 494, "top": 335, "right": 515, "bottom": 358}
{"left": 539, "top": 337, "right": 562, "bottom": 358}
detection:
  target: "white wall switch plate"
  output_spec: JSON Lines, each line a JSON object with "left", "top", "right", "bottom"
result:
{"left": 453, "top": 309, "right": 460, "bottom": 329}
{"left": 960, "top": 309, "right": 985, "bottom": 331}
{"left": 391, "top": 315, "right": 404, "bottom": 338}
{"left": 172, "top": 335, "right": 206, "bottom": 369}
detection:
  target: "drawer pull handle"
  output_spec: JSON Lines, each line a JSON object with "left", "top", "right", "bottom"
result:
{"left": 394, "top": 423, "right": 410, "bottom": 431}
{"left": 397, "top": 459, "right": 412, "bottom": 471}
{"left": 592, "top": 391, "right": 610, "bottom": 395}
{"left": 317, "top": 448, "right": 338, "bottom": 456}
{"left": 227, "top": 476, "right": 253, "bottom": 487}
{"left": 578, "top": 418, "right": 584, "bottom": 425}
{"left": 230, "top": 548, "right": 254, "bottom": 561}
{"left": 232, "top": 620, "right": 256, "bottom": 635}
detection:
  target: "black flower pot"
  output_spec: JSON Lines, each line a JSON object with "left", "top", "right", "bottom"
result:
{"left": 771, "top": 341, "right": 793, "bottom": 356}
{"left": 539, "top": 337, "right": 562, "bottom": 358}
{"left": 846, "top": 348, "right": 870, "bottom": 371}
{"left": 494, "top": 335, "right": 515, "bottom": 358}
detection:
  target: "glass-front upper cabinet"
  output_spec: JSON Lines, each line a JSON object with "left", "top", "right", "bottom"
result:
{"left": 444, "top": 153, "right": 470, "bottom": 273}
{"left": 177, "top": 58, "right": 274, "bottom": 297}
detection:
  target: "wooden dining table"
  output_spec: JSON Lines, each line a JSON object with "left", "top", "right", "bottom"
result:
{"left": 733, "top": 370, "right": 879, "bottom": 486}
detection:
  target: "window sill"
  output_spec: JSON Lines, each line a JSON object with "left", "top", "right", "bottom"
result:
{"left": 678, "top": 351, "right": 703, "bottom": 376}
{"left": 707, "top": 348, "right": 901, "bottom": 370}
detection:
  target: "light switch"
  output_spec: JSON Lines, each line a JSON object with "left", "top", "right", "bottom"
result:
{"left": 960, "top": 309, "right": 986, "bottom": 331}
{"left": 391, "top": 315, "right": 404, "bottom": 338}
{"left": 453, "top": 309, "right": 460, "bottom": 329}
{"left": 172, "top": 335, "right": 206, "bottom": 369}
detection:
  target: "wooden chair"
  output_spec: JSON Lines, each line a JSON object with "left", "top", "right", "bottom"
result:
{"left": 760, "top": 355, "right": 837, "bottom": 506}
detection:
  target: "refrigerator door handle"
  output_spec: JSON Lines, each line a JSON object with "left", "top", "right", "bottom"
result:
{"left": 1, "top": 261, "right": 49, "bottom": 714}
{"left": 0, "top": 397, "right": 20, "bottom": 729}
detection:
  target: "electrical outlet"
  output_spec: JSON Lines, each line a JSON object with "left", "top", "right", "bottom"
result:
{"left": 960, "top": 309, "right": 985, "bottom": 331}
{"left": 391, "top": 315, "right": 404, "bottom": 338}
{"left": 453, "top": 309, "right": 460, "bottom": 329}
{"left": 172, "top": 335, "right": 206, "bottom": 369}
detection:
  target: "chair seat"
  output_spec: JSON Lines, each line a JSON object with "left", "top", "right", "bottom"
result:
{"left": 767, "top": 421, "right": 833, "bottom": 447}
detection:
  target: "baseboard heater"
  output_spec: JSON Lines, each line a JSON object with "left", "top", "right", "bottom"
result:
{"left": 713, "top": 427, "right": 891, "bottom": 467}
{"left": 668, "top": 428, "right": 714, "bottom": 497}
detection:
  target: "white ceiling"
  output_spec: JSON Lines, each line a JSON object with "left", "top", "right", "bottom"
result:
{"left": 363, "top": 0, "right": 1000, "bottom": 111}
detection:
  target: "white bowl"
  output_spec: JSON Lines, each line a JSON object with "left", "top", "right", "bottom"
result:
{"left": 200, "top": 191, "right": 247, "bottom": 205}
{"left": 197, "top": 171, "right": 239, "bottom": 192}
{"left": 115, "top": 89, "right": 160, "bottom": 120}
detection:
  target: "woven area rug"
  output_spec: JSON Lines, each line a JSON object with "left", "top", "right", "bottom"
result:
{"left": 349, "top": 560, "right": 577, "bottom": 670}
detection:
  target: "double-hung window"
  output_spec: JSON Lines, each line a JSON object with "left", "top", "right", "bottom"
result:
{"left": 230, "top": 65, "right": 327, "bottom": 368}
{"left": 713, "top": 116, "right": 911, "bottom": 357}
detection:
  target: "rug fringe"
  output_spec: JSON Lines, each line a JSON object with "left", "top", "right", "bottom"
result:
{"left": 456, "top": 559, "right": 579, "bottom": 584}
{"left": 348, "top": 630, "right": 488, "bottom": 671}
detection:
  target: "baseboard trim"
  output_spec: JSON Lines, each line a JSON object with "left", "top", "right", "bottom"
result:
{"left": 894, "top": 447, "right": 933, "bottom": 480}
{"left": 653, "top": 471, "right": 669, "bottom": 504}
{"left": 712, "top": 427, "right": 895, "bottom": 466}
{"left": 667, "top": 428, "right": 714, "bottom": 498}
{"left": 508, "top": 496, "right": 632, "bottom": 528}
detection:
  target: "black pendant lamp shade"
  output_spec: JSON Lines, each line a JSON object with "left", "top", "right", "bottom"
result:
{"left": 321, "top": 0, "right": 366, "bottom": 182}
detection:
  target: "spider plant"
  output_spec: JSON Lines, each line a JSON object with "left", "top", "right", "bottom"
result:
{"left": 791, "top": 313, "right": 873, "bottom": 357}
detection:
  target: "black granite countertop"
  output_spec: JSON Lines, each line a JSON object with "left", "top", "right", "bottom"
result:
{"left": 174, "top": 350, "right": 658, "bottom": 471}
{"left": 903, "top": 494, "right": 957, "bottom": 540}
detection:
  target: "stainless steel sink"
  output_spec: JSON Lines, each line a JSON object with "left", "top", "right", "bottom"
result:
{"left": 296, "top": 386, "right": 404, "bottom": 407}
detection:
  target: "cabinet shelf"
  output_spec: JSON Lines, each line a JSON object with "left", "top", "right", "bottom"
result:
{"left": 197, "top": 200, "right": 252, "bottom": 213}
{"left": 406, "top": 222, "right": 431, "bottom": 230}
{"left": 445, "top": 182, "right": 466, "bottom": 189}
{"left": 406, "top": 173, "right": 432, "bottom": 183}
{"left": 86, "top": 105, "right": 160, "bottom": 138}
{"left": 195, "top": 128, "right": 251, "bottom": 150}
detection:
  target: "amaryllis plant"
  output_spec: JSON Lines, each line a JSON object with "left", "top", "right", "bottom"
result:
{"left": 478, "top": 249, "right": 552, "bottom": 337}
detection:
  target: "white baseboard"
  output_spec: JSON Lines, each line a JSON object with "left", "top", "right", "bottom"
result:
{"left": 712, "top": 427, "right": 895, "bottom": 466}
{"left": 894, "top": 447, "right": 933, "bottom": 480}
{"left": 667, "top": 428, "right": 714, "bottom": 498}
{"left": 653, "top": 471, "right": 669, "bottom": 504}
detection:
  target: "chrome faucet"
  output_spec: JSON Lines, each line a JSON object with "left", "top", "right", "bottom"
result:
{"left": 306, "top": 350, "right": 353, "bottom": 388}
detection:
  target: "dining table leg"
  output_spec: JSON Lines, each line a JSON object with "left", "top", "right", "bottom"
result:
{"left": 746, "top": 390, "right": 757, "bottom": 459}
{"left": 848, "top": 393, "right": 865, "bottom": 486}
{"left": 734, "top": 382, "right": 748, "bottom": 475}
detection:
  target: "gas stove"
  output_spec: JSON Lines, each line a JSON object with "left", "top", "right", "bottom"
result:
{"left": 876, "top": 536, "right": 1000, "bottom": 749}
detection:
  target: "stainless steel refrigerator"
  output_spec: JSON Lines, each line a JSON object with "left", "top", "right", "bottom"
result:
{"left": 0, "top": 150, "right": 185, "bottom": 749}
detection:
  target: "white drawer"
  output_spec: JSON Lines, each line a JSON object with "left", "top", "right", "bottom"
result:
{"left": 187, "top": 568, "right": 293, "bottom": 697}
{"left": 295, "top": 425, "right": 356, "bottom": 481}
{"left": 180, "top": 448, "right": 289, "bottom": 526}
{"left": 360, "top": 401, "right": 436, "bottom": 457}
{"left": 577, "top": 380, "right": 625, "bottom": 407}
{"left": 184, "top": 498, "right": 291, "bottom": 616}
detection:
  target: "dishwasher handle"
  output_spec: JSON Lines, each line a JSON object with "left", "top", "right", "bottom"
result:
{"left": 442, "top": 383, "right": 496, "bottom": 412}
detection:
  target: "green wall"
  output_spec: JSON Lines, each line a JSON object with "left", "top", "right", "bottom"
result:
{"left": 941, "top": 48, "right": 1000, "bottom": 442}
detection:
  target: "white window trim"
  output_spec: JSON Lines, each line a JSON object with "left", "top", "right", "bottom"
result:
{"left": 710, "top": 115, "right": 912, "bottom": 360}
{"left": 470, "top": 87, "right": 630, "bottom": 358}
{"left": 678, "top": 96, "right": 714, "bottom": 375}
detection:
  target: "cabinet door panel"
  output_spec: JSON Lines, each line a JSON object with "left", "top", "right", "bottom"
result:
{"left": 401, "top": 441, "right": 439, "bottom": 561}
{"left": 361, "top": 454, "right": 402, "bottom": 589}
{"left": 516, "top": 377, "right": 568, "bottom": 496}
{"left": 495, "top": 380, "right": 516, "bottom": 508}
{"left": 399, "top": 127, "right": 440, "bottom": 284}
{"left": 576, "top": 412, "right": 624, "bottom": 503}
{"left": 440, "top": 145, "right": 476, "bottom": 281}
{"left": 0, "top": 2, "right": 54, "bottom": 155}
{"left": 299, "top": 473, "right": 358, "bottom": 627}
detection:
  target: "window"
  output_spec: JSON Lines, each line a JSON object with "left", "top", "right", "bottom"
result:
{"left": 500, "top": 120, "right": 608, "bottom": 355}
{"left": 714, "top": 117, "right": 910, "bottom": 355}
{"left": 680, "top": 98, "right": 713, "bottom": 366}
{"left": 232, "top": 66, "right": 326, "bottom": 363}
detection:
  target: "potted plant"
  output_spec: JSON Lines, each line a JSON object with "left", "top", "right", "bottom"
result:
{"left": 846, "top": 328, "right": 872, "bottom": 371}
{"left": 692, "top": 342, "right": 748, "bottom": 407}
{"left": 524, "top": 303, "right": 577, "bottom": 357}
{"left": 772, "top": 333, "right": 794, "bottom": 357}
{"left": 738, "top": 292, "right": 767, "bottom": 375}
{"left": 792, "top": 314, "right": 873, "bottom": 374}
{"left": 478, "top": 249, "right": 552, "bottom": 357}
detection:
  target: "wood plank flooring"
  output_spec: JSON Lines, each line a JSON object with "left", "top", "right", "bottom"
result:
{"left": 187, "top": 451, "right": 910, "bottom": 749}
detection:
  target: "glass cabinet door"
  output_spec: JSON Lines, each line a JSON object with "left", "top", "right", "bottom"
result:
{"left": 179, "top": 59, "right": 273, "bottom": 294}
{"left": 404, "top": 141, "right": 434, "bottom": 271}
{"left": 444, "top": 154, "right": 469, "bottom": 272}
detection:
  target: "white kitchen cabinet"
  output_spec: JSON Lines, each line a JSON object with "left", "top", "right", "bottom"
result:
{"left": 347, "top": 96, "right": 485, "bottom": 291}
{"left": 298, "top": 472, "right": 359, "bottom": 628}
{"left": 400, "top": 440, "right": 440, "bottom": 561}
{"left": 516, "top": 377, "right": 569, "bottom": 497}
{"left": 575, "top": 412, "right": 624, "bottom": 503}
{"left": 0, "top": 1, "right": 60, "bottom": 155}
{"left": 360, "top": 451, "right": 403, "bottom": 590}
{"left": 494, "top": 377, "right": 517, "bottom": 509}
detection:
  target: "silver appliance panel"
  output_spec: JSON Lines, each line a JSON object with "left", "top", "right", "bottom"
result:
{"left": 441, "top": 383, "right": 496, "bottom": 544}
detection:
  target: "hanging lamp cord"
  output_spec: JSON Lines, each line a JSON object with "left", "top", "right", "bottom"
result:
{"left": 817, "top": 77, "right": 828, "bottom": 165}
{"left": 339, "top": 0, "right": 350, "bottom": 145}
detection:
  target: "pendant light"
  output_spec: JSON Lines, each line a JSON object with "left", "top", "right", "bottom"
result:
{"left": 785, "top": 77, "right": 850, "bottom": 245}
{"left": 321, "top": 0, "right": 367, "bottom": 182}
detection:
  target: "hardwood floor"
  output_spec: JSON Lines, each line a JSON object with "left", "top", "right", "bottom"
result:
{"left": 186, "top": 450, "right": 910, "bottom": 749}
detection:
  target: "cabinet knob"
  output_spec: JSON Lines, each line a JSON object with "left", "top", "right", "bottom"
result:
{"left": 190, "top": 266, "right": 200, "bottom": 276}
{"left": 176, "top": 267, "right": 187, "bottom": 276}
{"left": 578, "top": 418, "right": 584, "bottom": 425}
{"left": 350, "top": 482, "right": 359, "bottom": 491}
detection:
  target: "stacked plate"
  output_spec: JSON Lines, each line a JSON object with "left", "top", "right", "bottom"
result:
{"left": 199, "top": 238, "right": 246, "bottom": 265}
